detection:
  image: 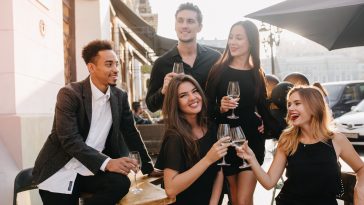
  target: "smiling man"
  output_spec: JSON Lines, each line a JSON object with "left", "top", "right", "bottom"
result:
{"left": 146, "top": 2, "right": 221, "bottom": 112}
{"left": 33, "top": 40, "right": 156, "bottom": 205}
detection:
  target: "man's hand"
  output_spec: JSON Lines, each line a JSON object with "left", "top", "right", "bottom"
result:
{"left": 105, "top": 157, "right": 138, "bottom": 175}
{"left": 161, "top": 72, "right": 177, "bottom": 94}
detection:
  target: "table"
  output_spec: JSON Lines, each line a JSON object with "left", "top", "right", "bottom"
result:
{"left": 118, "top": 174, "right": 175, "bottom": 205}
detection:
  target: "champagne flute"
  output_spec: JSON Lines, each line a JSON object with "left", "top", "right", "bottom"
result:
{"left": 129, "top": 151, "right": 143, "bottom": 194}
{"left": 217, "top": 124, "right": 231, "bottom": 166}
{"left": 230, "top": 126, "right": 250, "bottom": 169}
{"left": 172, "top": 62, "right": 184, "bottom": 74}
{"left": 227, "top": 81, "right": 240, "bottom": 119}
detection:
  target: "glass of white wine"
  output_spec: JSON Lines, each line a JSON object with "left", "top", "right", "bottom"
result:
{"left": 230, "top": 126, "right": 250, "bottom": 169}
{"left": 172, "top": 62, "right": 184, "bottom": 74}
{"left": 129, "top": 151, "right": 143, "bottom": 194}
{"left": 217, "top": 124, "right": 231, "bottom": 166}
{"left": 226, "top": 81, "right": 240, "bottom": 119}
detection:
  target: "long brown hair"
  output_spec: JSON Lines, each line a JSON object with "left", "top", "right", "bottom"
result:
{"left": 162, "top": 75, "right": 208, "bottom": 167}
{"left": 206, "top": 20, "right": 267, "bottom": 102}
{"left": 278, "top": 86, "right": 334, "bottom": 155}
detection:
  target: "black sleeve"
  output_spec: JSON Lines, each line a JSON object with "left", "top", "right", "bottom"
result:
{"left": 146, "top": 60, "right": 165, "bottom": 112}
{"left": 155, "top": 133, "right": 184, "bottom": 172}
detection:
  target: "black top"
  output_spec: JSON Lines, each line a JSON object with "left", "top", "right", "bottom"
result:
{"left": 146, "top": 44, "right": 221, "bottom": 112}
{"left": 276, "top": 140, "right": 340, "bottom": 205}
{"left": 206, "top": 67, "right": 272, "bottom": 175}
{"left": 155, "top": 123, "right": 219, "bottom": 205}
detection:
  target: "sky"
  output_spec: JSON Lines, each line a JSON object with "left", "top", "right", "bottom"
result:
{"left": 148, "top": 0, "right": 285, "bottom": 40}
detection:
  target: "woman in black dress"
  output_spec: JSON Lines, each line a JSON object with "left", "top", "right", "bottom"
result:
{"left": 155, "top": 75, "right": 230, "bottom": 205}
{"left": 206, "top": 20, "right": 281, "bottom": 205}
{"left": 237, "top": 86, "right": 364, "bottom": 205}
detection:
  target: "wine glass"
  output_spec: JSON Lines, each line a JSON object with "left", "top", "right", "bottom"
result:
{"left": 172, "top": 62, "right": 184, "bottom": 74}
{"left": 230, "top": 126, "right": 250, "bottom": 169}
{"left": 129, "top": 151, "right": 143, "bottom": 194}
{"left": 226, "top": 81, "right": 240, "bottom": 119}
{"left": 217, "top": 124, "right": 231, "bottom": 166}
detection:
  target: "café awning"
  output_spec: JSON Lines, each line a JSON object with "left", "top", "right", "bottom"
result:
{"left": 110, "top": 0, "right": 177, "bottom": 56}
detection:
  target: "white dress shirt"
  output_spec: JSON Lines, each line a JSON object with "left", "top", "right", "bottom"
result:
{"left": 38, "top": 78, "right": 113, "bottom": 194}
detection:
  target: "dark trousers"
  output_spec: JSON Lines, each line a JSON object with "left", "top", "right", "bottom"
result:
{"left": 39, "top": 172, "right": 130, "bottom": 205}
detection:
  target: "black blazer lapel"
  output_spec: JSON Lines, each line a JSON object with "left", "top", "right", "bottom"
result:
{"left": 110, "top": 88, "right": 120, "bottom": 134}
{"left": 82, "top": 77, "right": 92, "bottom": 124}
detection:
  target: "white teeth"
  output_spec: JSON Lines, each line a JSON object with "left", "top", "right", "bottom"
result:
{"left": 189, "top": 101, "right": 198, "bottom": 107}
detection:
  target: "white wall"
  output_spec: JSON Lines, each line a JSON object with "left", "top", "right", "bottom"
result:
{"left": 0, "top": 0, "right": 64, "bottom": 204}
{"left": 75, "top": 0, "right": 111, "bottom": 81}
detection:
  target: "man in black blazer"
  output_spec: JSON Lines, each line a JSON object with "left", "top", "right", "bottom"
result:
{"left": 33, "top": 40, "right": 156, "bottom": 205}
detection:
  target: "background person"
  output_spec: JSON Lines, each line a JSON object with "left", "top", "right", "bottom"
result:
{"left": 283, "top": 72, "right": 309, "bottom": 86}
{"left": 33, "top": 40, "right": 156, "bottom": 205}
{"left": 132, "top": 101, "right": 153, "bottom": 124}
{"left": 313, "top": 81, "right": 330, "bottom": 106}
{"left": 237, "top": 86, "right": 364, "bottom": 205}
{"left": 146, "top": 2, "right": 221, "bottom": 112}
{"left": 205, "top": 20, "right": 282, "bottom": 205}
{"left": 155, "top": 75, "right": 229, "bottom": 205}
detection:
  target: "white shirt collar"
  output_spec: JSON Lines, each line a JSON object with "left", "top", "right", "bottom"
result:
{"left": 90, "top": 78, "right": 111, "bottom": 101}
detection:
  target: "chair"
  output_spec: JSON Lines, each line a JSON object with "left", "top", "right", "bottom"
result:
{"left": 337, "top": 172, "right": 356, "bottom": 205}
{"left": 13, "top": 168, "right": 94, "bottom": 205}
{"left": 270, "top": 176, "right": 285, "bottom": 205}
{"left": 13, "top": 168, "right": 38, "bottom": 205}
{"left": 136, "top": 124, "right": 165, "bottom": 156}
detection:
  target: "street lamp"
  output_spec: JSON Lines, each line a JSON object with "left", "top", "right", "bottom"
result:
{"left": 259, "top": 22, "right": 282, "bottom": 75}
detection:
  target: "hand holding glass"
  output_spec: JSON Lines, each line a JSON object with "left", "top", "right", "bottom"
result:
{"left": 227, "top": 81, "right": 240, "bottom": 119}
{"left": 217, "top": 124, "right": 231, "bottom": 166}
{"left": 129, "top": 151, "right": 143, "bottom": 194}
{"left": 230, "top": 126, "right": 250, "bottom": 169}
{"left": 172, "top": 62, "right": 184, "bottom": 74}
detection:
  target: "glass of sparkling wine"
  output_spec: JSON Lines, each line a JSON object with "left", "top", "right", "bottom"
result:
{"left": 230, "top": 126, "right": 250, "bottom": 169}
{"left": 129, "top": 151, "right": 143, "bottom": 194}
{"left": 217, "top": 124, "right": 231, "bottom": 166}
{"left": 226, "top": 81, "right": 240, "bottom": 119}
{"left": 172, "top": 62, "right": 184, "bottom": 74}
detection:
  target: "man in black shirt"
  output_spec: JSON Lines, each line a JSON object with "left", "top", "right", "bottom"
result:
{"left": 146, "top": 2, "right": 221, "bottom": 112}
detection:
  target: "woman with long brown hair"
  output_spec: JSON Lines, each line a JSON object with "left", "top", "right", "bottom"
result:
{"left": 237, "top": 86, "right": 364, "bottom": 204}
{"left": 205, "top": 20, "right": 282, "bottom": 205}
{"left": 155, "top": 74, "right": 230, "bottom": 204}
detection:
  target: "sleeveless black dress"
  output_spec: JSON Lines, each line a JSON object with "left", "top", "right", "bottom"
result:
{"left": 276, "top": 140, "right": 340, "bottom": 205}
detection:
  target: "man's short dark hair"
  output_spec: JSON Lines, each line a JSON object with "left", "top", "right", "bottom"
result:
{"left": 175, "top": 2, "right": 203, "bottom": 25}
{"left": 132, "top": 101, "right": 141, "bottom": 112}
{"left": 82, "top": 40, "right": 113, "bottom": 64}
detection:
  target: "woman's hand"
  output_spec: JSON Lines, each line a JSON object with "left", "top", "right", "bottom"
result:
{"left": 220, "top": 96, "right": 239, "bottom": 113}
{"left": 255, "top": 112, "right": 264, "bottom": 134}
{"left": 204, "top": 137, "right": 230, "bottom": 164}
{"left": 235, "top": 141, "right": 256, "bottom": 162}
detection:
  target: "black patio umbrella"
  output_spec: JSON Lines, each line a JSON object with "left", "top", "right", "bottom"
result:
{"left": 246, "top": 0, "right": 364, "bottom": 50}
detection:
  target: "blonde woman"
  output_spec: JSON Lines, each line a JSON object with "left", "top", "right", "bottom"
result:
{"left": 237, "top": 86, "right": 364, "bottom": 205}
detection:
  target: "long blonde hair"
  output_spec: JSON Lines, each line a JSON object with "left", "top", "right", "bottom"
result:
{"left": 278, "top": 86, "right": 333, "bottom": 155}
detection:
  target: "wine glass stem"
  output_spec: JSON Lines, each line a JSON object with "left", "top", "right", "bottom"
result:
{"left": 134, "top": 173, "right": 138, "bottom": 189}
{"left": 232, "top": 109, "right": 235, "bottom": 116}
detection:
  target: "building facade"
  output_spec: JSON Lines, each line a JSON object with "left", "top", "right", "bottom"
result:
{"left": 0, "top": 0, "right": 162, "bottom": 204}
